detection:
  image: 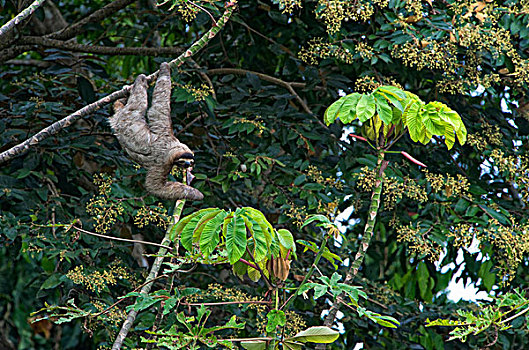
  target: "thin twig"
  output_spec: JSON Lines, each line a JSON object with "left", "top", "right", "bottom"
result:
{"left": 48, "top": 0, "right": 135, "bottom": 40}
{"left": 72, "top": 226, "right": 173, "bottom": 250}
{"left": 218, "top": 337, "right": 273, "bottom": 342}
{"left": 181, "top": 300, "right": 272, "bottom": 306}
{"left": 187, "top": 1, "right": 217, "bottom": 26}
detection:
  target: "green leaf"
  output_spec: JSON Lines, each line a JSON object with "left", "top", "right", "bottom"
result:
{"left": 283, "top": 341, "right": 303, "bottom": 350}
{"left": 225, "top": 210, "right": 248, "bottom": 264}
{"left": 313, "top": 284, "right": 328, "bottom": 299}
{"left": 482, "top": 205, "right": 510, "bottom": 225}
{"left": 232, "top": 260, "right": 247, "bottom": 280}
{"left": 324, "top": 93, "right": 361, "bottom": 125}
{"left": 377, "top": 85, "right": 407, "bottom": 100}
{"left": 369, "top": 314, "right": 400, "bottom": 328}
{"left": 192, "top": 209, "right": 223, "bottom": 246}
{"left": 242, "top": 207, "right": 273, "bottom": 248}
{"left": 377, "top": 89, "right": 404, "bottom": 112}
{"left": 340, "top": 93, "right": 362, "bottom": 124}
{"left": 41, "top": 274, "right": 61, "bottom": 290}
{"left": 241, "top": 341, "right": 267, "bottom": 350}
{"left": 199, "top": 210, "right": 228, "bottom": 257}
{"left": 243, "top": 216, "right": 268, "bottom": 261}
{"left": 247, "top": 266, "right": 261, "bottom": 282}
{"left": 444, "top": 123, "right": 456, "bottom": 150}
{"left": 180, "top": 209, "right": 219, "bottom": 251}
{"left": 276, "top": 228, "right": 294, "bottom": 250}
{"left": 456, "top": 120, "right": 467, "bottom": 145}
{"left": 375, "top": 95, "right": 393, "bottom": 124}
{"left": 171, "top": 210, "right": 204, "bottom": 241}
{"left": 266, "top": 309, "right": 286, "bottom": 332}
{"left": 301, "top": 214, "right": 331, "bottom": 228}
{"left": 356, "top": 94, "right": 376, "bottom": 122}
{"left": 421, "top": 104, "right": 445, "bottom": 135}
{"left": 402, "top": 101, "right": 422, "bottom": 142}
{"left": 323, "top": 96, "right": 346, "bottom": 125}
{"left": 287, "top": 326, "right": 339, "bottom": 344}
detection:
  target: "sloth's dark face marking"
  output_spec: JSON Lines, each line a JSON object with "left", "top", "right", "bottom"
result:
{"left": 175, "top": 153, "right": 195, "bottom": 168}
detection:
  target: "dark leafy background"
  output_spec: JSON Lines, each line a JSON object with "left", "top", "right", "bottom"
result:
{"left": 1, "top": 0, "right": 528, "bottom": 349}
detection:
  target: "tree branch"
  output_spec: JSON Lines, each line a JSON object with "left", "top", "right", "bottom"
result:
{"left": 18, "top": 36, "right": 185, "bottom": 56}
{"left": 111, "top": 200, "right": 186, "bottom": 350}
{"left": 0, "top": 0, "right": 47, "bottom": 40}
{"left": 48, "top": 0, "right": 135, "bottom": 40}
{"left": 0, "top": 3, "right": 236, "bottom": 165}
{"left": 207, "top": 67, "right": 314, "bottom": 115}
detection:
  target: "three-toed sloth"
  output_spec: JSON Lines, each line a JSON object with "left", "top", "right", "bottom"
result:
{"left": 109, "top": 62, "right": 203, "bottom": 201}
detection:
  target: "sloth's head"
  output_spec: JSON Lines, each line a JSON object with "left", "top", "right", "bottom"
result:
{"left": 174, "top": 152, "right": 195, "bottom": 168}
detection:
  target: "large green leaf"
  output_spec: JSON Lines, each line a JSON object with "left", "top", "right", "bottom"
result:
{"left": 324, "top": 96, "right": 346, "bottom": 125}
{"left": 287, "top": 326, "right": 339, "bottom": 344}
{"left": 456, "top": 121, "right": 467, "bottom": 145}
{"left": 192, "top": 209, "right": 223, "bottom": 245}
{"left": 377, "top": 85, "right": 407, "bottom": 100}
{"left": 421, "top": 104, "right": 446, "bottom": 136}
{"left": 276, "top": 228, "right": 294, "bottom": 251}
{"left": 180, "top": 209, "right": 219, "bottom": 251}
{"left": 444, "top": 123, "right": 456, "bottom": 150}
{"left": 301, "top": 214, "right": 331, "bottom": 228}
{"left": 376, "top": 86, "right": 405, "bottom": 112}
{"left": 242, "top": 207, "right": 273, "bottom": 248}
{"left": 199, "top": 210, "right": 228, "bottom": 257}
{"left": 340, "top": 93, "right": 362, "bottom": 124}
{"left": 243, "top": 215, "right": 268, "bottom": 261}
{"left": 403, "top": 101, "right": 422, "bottom": 142}
{"left": 356, "top": 94, "right": 376, "bottom": 122}
{"left": 171, "top": 210, "right": 204, "bottom": 241}
{"left": 375, "top": 95, "right": 393, "bottom": 124}
{"left": 225, "top": 210, "right": 248, "bottom": 264}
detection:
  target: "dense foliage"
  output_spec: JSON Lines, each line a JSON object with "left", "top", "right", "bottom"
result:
{"left": 1, "top": 0, "right": 529, "bottom": 349}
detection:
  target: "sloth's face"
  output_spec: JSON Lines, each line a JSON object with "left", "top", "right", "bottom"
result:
{"left": 174, "top": 152, "right": 195, "bottom": 168}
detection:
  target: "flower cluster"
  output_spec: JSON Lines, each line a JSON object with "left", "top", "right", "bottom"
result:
{"left": 314, "top": 0, "right": 375, "bottom": 34}
{"left": 396, "top": 223, "right": 442, "bottom": 262}
{"left": 383, "top": 176, "right": 428, "bottom": 210}
{"left": 85, "top": 195, "right": 124, "bottom": 233}
{"left": 355, "top": 76, "right": 403, "bottom": 93}
{"left": 233, "top": 116, "right": 268, "bottom": 136}
{"left": 392, "top": 41, "right": 459, "bottom": 73}
{"left": 489, "top": 149, "right": 529, "bottom": 205}
{"left": 356, "top": 167, "right": 427, "bottom": 209}
{"left": 299, "top": 38, "right": 354, "bottom": 65}
{"left": 176, "top": 82, "right": 214, "bottom": 101}
{"left": 92, "top": 300, "right": 126, "bottom": 327}
{"left": 134, "top": 203, "right": 169, "bottom": 228}
{"left": 424, "top": 170, "right": 469, "bottom": 198}
{"left": 485, "top": 219, "right": 529, "bottom": 286}
{"left": 307, "top": 165, "right": 344, "bottom": 190}
{"left": 66, "top": 263, "right": 130, "bottom": 293}
{"left": 447, "top": 223, "right": 475, "bottom": 249}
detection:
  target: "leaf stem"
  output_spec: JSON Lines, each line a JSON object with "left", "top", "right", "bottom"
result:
{"left": 281, "top": 233, "right": 330, "bottom": 311}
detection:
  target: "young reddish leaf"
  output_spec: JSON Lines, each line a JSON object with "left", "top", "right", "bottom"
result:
{"left": 401, "top": 151, "right": 427, "bottom": 167}
{"left": 348, "top": 134, "right": 368, "bottom": 142}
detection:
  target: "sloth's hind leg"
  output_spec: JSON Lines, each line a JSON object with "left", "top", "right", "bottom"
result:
{"left": 147, "top": 62, "right": 173, "bottom": 136}
{"left": 110, "top": 74, "right": 152, "bottom": 156}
